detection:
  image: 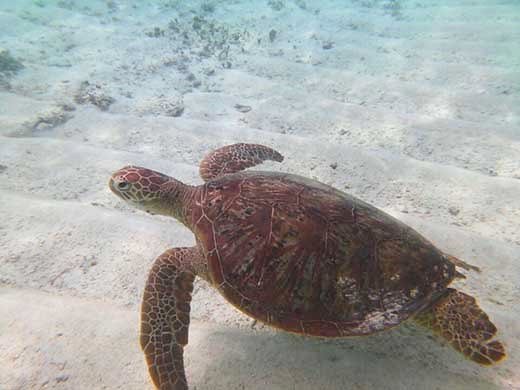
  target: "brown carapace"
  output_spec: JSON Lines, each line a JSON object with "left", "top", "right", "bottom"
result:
{"left": 109, "top": 143, "right": 505, "bottom": 390}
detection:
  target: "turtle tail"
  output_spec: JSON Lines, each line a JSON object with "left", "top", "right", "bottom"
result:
{"left": 414, "top": 288, "right": 506, "bottom": 365}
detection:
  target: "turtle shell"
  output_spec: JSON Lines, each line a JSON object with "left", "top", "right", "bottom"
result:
{"left": 190, "top": 171, "right": 456, "bottom": 337}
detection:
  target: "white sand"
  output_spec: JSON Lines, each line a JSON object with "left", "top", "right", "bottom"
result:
{"left": 1, "top": 0, "right": 519, "bottom": 389}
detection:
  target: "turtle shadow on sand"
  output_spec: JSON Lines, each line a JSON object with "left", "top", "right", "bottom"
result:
{"left": 191, "top": 325, "right": 501, "bottom": 390}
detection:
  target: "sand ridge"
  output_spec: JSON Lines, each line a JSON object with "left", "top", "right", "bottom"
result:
{"left": 0, "top": 0, "right": 519, "bottom": 389}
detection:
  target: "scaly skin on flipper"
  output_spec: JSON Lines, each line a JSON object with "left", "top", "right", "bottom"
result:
{"left": 199, "top": 143, "right": 284, "bottom": 181}
{"left": 140, "top": 247, "right": 202, "bottom": 390}
{"left": 414, "top": 288, "right": 505, "bottom": 365}
{"left": 109, "top": 143, "right": 506, "bottom": 390}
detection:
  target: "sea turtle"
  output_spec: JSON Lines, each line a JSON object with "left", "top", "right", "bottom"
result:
{"left": 109, "top": 143, "right": 505, "bottom": 390}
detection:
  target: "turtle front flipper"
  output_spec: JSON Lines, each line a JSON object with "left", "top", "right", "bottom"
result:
{"left": 199, "top": 143, "right": 284, "bottom": 181}
{"left": 414, "top": 288, "right": 505, "bottom": 365}
{"left": 141, "top": 247, "right": 199, "bottom": 390}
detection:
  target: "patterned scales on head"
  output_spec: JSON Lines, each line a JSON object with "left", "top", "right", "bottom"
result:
{"left": 109, "top": 143, "right": 505, "bottom": 390}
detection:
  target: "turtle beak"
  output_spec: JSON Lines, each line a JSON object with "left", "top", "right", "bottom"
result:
{"left": 108, "top": 176, "right": 128, "bottom": 200}
{"left": 108, "top": 177, "right": 116, "bottom": 194}
{"left": 108, "top": 176, "right": 125, "bottom": 199}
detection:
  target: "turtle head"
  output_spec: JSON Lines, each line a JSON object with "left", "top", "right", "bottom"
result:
{"left": 109, "top": 166, "right": 176, "bottom": 216}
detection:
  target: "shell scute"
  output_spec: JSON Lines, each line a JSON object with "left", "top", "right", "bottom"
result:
{"left": 192, "top": 171, "right": 455, "bottom": 336}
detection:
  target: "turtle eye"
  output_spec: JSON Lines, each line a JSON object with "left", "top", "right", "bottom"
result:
{"left": 117, "top": 181, "right": 131, "bottom": 191}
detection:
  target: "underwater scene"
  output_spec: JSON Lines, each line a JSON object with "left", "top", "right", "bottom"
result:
{"left": 1, "top": 0, "right": 519, "bottom": 389}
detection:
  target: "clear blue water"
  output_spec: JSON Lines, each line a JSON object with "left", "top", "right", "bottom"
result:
{"left": 0, "top": 1, "right": 519, "bottom": 389}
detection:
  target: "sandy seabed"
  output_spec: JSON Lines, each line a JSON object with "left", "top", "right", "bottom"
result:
{"left": 1, "top": 0, "right": 519, "bottom": 389}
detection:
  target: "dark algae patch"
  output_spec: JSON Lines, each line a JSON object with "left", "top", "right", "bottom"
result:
{"left": 0, "top": 49, "right": 24, "bottom": 74}
{"left": 0, "top": 49, "right": 24, "bottom": 88}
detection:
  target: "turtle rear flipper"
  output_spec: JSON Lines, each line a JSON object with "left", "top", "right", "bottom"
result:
{"left": 414, "top": 288, "right": 505, "bottom": 365}
{"left": 444, "top": 253, "right": 481, "bottom": 272}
